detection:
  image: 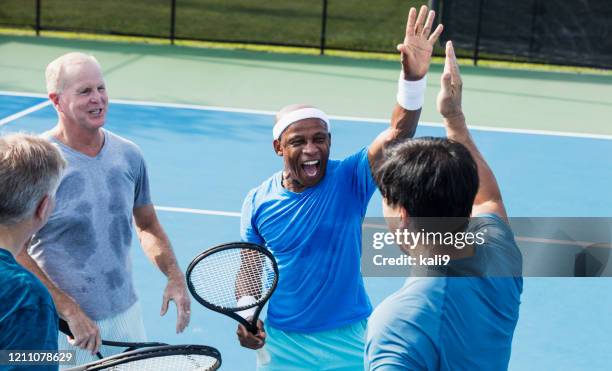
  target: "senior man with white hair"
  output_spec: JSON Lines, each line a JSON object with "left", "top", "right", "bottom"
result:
{"left": 237, "top": 5, "right": 444, "bottom": 370}
{"left": 0, "top": 134, "right": 66, "bottom": 370}
{"left": 16, "top": 52, "right": 190, "bottom": 366}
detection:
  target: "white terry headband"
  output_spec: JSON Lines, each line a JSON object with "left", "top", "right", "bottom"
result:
{"left": 273, "top": 108, "right": 330, "bottom": 140}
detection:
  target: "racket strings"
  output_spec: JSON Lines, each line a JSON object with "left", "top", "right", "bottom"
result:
{"left": 190, "top": 249, "right": 275, "bottom": 309}
{"left": 99, "top": 354, "right": 218, "bottom": 370}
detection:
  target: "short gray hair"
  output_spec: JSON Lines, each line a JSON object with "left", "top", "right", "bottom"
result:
{"left": 0, "top": 133, "right": 67, "bottom": 225}
{"left": 45, "top": 52, "right": 101, "bottom": 94}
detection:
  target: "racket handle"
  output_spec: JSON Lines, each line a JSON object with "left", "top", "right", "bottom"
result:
{"left": 59, "top": 319, "right": 104, "bottom": 360}
{"left": 246, "top": 322, "right": 260, "bottom": 334}
{"left": 58, "top": 318, "right": 73, "bottom": 337}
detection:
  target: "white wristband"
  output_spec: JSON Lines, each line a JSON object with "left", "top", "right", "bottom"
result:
{"left": 396, "top": 71, "right": 427, "bottom": 110}
{"left": 236, "top": 296, "right": 257, "bottom": 319}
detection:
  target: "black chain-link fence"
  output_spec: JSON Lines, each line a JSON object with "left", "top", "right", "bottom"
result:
{"left": 1, "top": 0, "right": 610, "bottom": 69}
{"left": 437, "top": 0, "right": 612, "bottom": 69}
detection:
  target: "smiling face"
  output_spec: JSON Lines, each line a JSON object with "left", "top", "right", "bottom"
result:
{"left": 274, "top": 118, "right": 331, "bottom": 192}
{"left": 54, "top": 59, "right": 107, "bottom": 132}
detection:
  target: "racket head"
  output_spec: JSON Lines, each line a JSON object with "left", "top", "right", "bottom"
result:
{"left": 64, "top": 344, "right": 221, "bottom": 371}
{"left": 186, "top": 242, "right": 279, "bottom": 331}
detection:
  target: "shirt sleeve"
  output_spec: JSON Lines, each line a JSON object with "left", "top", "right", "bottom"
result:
{"left": 469, "top": 213, "right": 523, "bottom": 278}
{"left": 340, "top": 147, "right": 377, "bottom": 216}
{"left": 365, "top": 308, "right": 435, "bottom": 371}
{"left": 240, "top": 188, "right": 265, "bottom": 245}
{"left": 0, "top": 305, "right": 59, "bottom": 351}
{"left": 133, "top": 152, "right": 152, "bottom": 208}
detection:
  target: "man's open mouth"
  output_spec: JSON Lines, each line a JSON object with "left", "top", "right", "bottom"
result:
{"left": 88, "top": 108, "right": 103, "bottom": 117}
{"left": 302, "top": 160, "right": 320, "bottom": 177}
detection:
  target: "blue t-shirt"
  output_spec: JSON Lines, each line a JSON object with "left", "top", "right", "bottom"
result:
{"left": 0, "top": 248, "right": 59, "bottom": 371}
{"left": 241, "top": 147, "right": 377, "bottom": 332}
{"left": 365, "top": 214, "right": 523, "bottom": 370}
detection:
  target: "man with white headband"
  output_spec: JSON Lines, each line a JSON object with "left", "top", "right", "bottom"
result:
{"left": 238, "top": 5, "right": 443, "bottom": 370}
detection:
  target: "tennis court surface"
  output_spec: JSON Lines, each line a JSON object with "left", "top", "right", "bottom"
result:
{"left": 1, "top": 90, "right": 611, "bottom": 370}
{"left": 1, "top": 35, "right": 612, "bottom": 370}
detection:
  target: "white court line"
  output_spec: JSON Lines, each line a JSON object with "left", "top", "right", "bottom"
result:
{"left": 156, "top": 212, "right": 612, "bottom": 248}
{"left": 155, "top": 205, "right": 241, "bottom": 217}
{"left": 514, "top": 236, "right": 611, "bottom": 249}
{"left": 0, "top": 91, "right": 47, "bottom": 99}
{"left": 0, "top": 100, "right": 52, "bottom": 127}
{"left": 0, "top": 90, "right": 611, "bottom": 140}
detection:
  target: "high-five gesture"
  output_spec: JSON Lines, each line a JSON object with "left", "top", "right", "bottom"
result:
{"left": 397, "top": 5, "right": 444, "bottom": 81}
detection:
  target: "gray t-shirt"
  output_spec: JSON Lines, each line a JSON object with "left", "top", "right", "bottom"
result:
{"left": 30, "top": 129, "right": 151, "bottom": 320}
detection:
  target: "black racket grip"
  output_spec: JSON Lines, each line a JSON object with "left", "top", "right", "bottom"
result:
{"left": 246, "top": 316, "right": 262, "bottom": 335}
{"left": 247, "top": 324, "right": 258, "bottom": 334}
{"left": 58, "top": 318, "right": 104, "bottom": 359}
{"left": 58, "top": 318, "right": 72, "bottom": 336}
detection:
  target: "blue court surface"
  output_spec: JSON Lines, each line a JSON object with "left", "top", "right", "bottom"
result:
{"left": 1, "top": 92, "right": 611, "bottom": 370}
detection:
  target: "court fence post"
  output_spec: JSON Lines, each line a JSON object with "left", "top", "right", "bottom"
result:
{"left": 319, "top": 0, "right": 328, "bottom": 55}
{"left": 528, "top": 0, "right": 540, "bottom": 61}
{"left": 170, "top": 0, "right": 177, "bottom": 45}
{"left": 473, "top": 0, "right": 485, "bottom": 66}
{"left": 35, "top": 0, "right": 41, "bottom": 36}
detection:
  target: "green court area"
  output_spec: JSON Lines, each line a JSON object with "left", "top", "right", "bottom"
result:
{"left": 1, "top": 34, "right": 611, "bottom": 136}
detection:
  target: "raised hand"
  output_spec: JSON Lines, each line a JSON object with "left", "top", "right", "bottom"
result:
{"left": 397, "top": 5, "right": 444, "bottom": 81}
{"left": 436, "top": 41, "right": 464, "bottom": 120}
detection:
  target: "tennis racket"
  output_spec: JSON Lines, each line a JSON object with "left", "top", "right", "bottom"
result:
{"left": 186, "top": 242, "right": 278, "bottom": 361}
{"left": 59, "top": 319, "right": 167, "bottom": 359}
{"left": 64, "top": 344, "right": 221, "bottom": 371}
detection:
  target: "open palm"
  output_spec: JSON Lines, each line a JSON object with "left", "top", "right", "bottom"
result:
{"left": 398, "top": 6, "right": 444, "bottom": 81}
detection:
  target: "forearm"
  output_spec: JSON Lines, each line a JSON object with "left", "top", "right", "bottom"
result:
{"left": 368, "top": 105, "right": 421, "bottom": 168}
{"left": 138, "top": 224, "right": 183, "bottom": 280}
{"left": 443, "top": 114, "right": 503, "bottom": 205}
{"left": 16, "top": 249, "right": 79, "bottom": 317}
{"left": 134, "top": 206, "right": 190, "bottom": 332}
{"left": 390, "top": 104, "right": 420, "bottom": 140}
{"left": 236, "top": 270, "right": 259, "bottom": 300}
{"left": 236, "top": 253, "right": 264, "bottom": 299}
